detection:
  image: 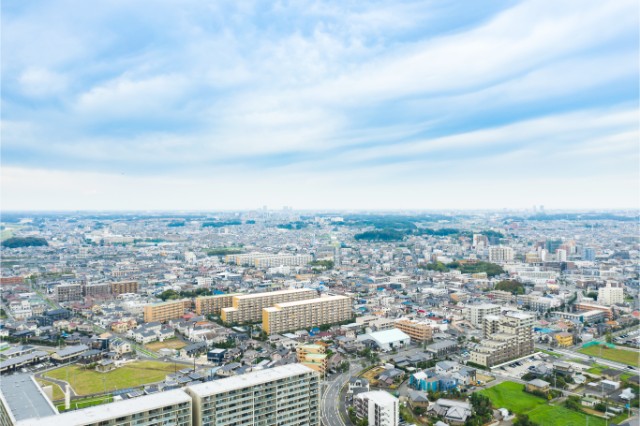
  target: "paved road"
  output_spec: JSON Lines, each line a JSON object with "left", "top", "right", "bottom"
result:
{"left": 322, "top": 362, "right": 362, "bottom": 426}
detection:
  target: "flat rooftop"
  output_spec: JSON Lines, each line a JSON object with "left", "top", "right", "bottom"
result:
{"left": 186, "top": 364, "right": 315, "bottom": 397}
{"left": 272, "top": 295, "right": 348, "bottom": 308}
{"left": 0, "top": 374, "right": 57, "bottom": 423}
{"left": 234, "top": 288, "right": 316, "bottom": 300}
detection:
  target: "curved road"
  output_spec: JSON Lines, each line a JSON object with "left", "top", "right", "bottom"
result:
{"left": 322, "top": 361, "right": 362, "bottom": 426}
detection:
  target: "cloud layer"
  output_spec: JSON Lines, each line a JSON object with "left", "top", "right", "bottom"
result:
{"left": 1, "top": 0, "right": 638, "bottom": 210}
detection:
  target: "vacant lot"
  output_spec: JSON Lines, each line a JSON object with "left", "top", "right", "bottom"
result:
{"left": 479, "top": 381, "right": 606, "bottom": 426}
{"left": 45, "top": 361, "right": 177, "bottom": 395}
{"left": 579, "top": 345, "right": 639, "bottom": 365}
{"left": 361, "top": 366, "right": 385, "bottom": 386}
{"left": 36, "top": 378, "right": 65, "bottom": 401}
{"left": 145, "top": 339, "right": 187, "bottom": 351}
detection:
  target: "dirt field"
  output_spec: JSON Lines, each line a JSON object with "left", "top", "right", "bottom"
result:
{"left": 144, "top": 339, "right": 187, "bottom": 351}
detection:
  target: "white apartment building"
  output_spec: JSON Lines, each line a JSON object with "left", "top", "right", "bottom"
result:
{"left": 470, "top": 311, "right": 534, "bottom": 367}
{"left": 467, "top": 304, "right": 500, "bottom": 327}
{"left": 598, "top": 282, "right": 624, "bottom": 306}
{"left": 488, "top": 246, "right": 514, "bottom": 263}
{"left": 225, "top": 253, "right": 313, "bottom": 267}
{"left": 354, "top": 391, "right": 399, "bottom": 426}
{"left": 185, "top": 364, "right": 320, "bottom": 426}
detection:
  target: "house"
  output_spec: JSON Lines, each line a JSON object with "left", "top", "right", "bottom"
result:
{"left": 377, "top": 368, "right": 404, "bottom": 386}
{"left": 452, "top": 367, "right": 477, "bottom": 386}
{"left": 410, "top": 371, "right": 439, "bottom": 392}
{"left": 207, "top": 349, "right": 226, "bottom": 365}
{"left": 428, "top": 399, "right": 472, "bottom": 425}
{"left": 526, "top": 379, "right": 550, "bottom": 394}
{"left": 180, "top": 342, "right": 207, "bottom": 358}
{"left": 96, "top": 359, "right": 117, "bottom": 373}
{"left": 552, "top": 361, "right": 573, "bottom": 376}
{"left": 407, "top": 390, "right": 429, "bottom": 410}
{"left": 348, "top": 377, "right": 370, "bottom": 394}
{"left": 600, "top": 369, "right": 623, "bottom": 381}
{"left": 435, "top": 361, "right": 460, "bottom": 375}
{"left": 581, "top": 396, "right": 598, "bottom": 407}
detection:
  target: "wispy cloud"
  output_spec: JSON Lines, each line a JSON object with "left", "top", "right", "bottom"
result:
{"left": 1, "top": 0, "right": 638, "bottom": 210}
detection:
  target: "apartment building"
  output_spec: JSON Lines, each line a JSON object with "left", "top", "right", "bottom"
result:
{"left": 296, "top": 343, "right": 328, "bottom": 377}
{"left": 221, "top": 288, "right": 317, "bottom": 324}
{"left": 110, "top": 280, "right": 138, "bottom": 295}
{"left": 467, "top": 304, "right": 500, "bottom": 327}
{"left": 194, "top": 294, "right": 238, "bottom": 316}
{"left": 15, "top": 389, "right": 192, "bottom": 426}
{"left": 184, "top": 364, "right": 320, "bottom": 426}
{"left": 470, "top": 311, "right": 534, "bottom": 367}
{"left": 55, "top": 284, "right": 83, "bottom": 303}
{"left": 83, "top": 282, "right": 111, "bottom": 298}
{"left": 574, "top": 302, "right": 613, "bottom": 320}
{"left": 354, "top": 391, "right": 399, "bottom": 426}
{"left": 262, "top": 295, "right": 352, "bottom": 335}
{"left": 598, "top": 282, "right": 624, "bottom": 306}
{"left": 394, "top": 318, "right": 433, "bottom": 342}
{"left": 488, "top": 246, "right": 514, "bottom": 263}
{"left": 488, "top": 290, "right": 514, "bottom": 303}
{"left": 225, "top": 253, "right": 313, "bottom": 268}
{"left": 143, "top": 299, "right": 190, "bottom": 323}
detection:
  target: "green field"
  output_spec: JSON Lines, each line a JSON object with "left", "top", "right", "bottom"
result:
{"left": 480, "top": 382, "right": 606, "bottom": 426}
{"left": 579, "top": 345, "right": 639, "bottom": 365}
{"left": 36, "top": 378, "right": 65, "bottom": 400}
{"left": 45, "top": 361, "right": 177, "bottom": 395}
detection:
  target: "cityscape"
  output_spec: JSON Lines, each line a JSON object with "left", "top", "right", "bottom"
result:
{"left": 1, "top": 1, "right": 639, "bottom": 426}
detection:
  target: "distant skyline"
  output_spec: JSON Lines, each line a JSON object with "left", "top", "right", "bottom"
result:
{"left": 2, "top": 0, "right": 639, "bottom": 211}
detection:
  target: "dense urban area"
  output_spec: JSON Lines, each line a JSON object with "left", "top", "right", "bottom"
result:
{"left": 0, "top": 209, "right": 638, "bottom": 426}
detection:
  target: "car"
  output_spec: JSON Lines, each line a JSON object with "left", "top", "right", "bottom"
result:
{"left": 626, "top": 365, "right": 635, "bottom": 370}
{"left": 528, "top": 366, "right": 536, "bottom": 370}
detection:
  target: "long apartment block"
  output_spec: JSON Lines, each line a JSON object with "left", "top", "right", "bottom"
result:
{"left": 262, "top": 295, "right": 352, "bottom": 335}
{"left": 185, "top": 364, "right": 321, "bottom": 426}
{"left": 143, "top": 299, "right": 190, "bottom": 323}
{"left": 225, "top": 253, "right": 313, "bottom": 268}
{"left": 220, "top": 288, "right": 317, "bottom": 324}
{"left": 194, "top": 294, "right": 239, "bottom": 316}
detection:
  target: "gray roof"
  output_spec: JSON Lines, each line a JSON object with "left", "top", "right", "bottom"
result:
{"left": 0, "top": 374, "right": 57, "bottom": 422}
{"left": 55, "top": 344, "right": 89, "bottom": 357}
{"left": 528, "top": 379, "right": 550, "bottom": 388}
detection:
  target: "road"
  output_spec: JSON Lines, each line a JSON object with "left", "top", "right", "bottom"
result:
{"left": 537, "top": 345, "right": 636, "bottom": 371}
{"left": 322, "top": 361, "right": 362, "bottom": 426}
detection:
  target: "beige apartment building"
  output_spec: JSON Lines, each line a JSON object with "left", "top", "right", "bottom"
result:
{"left": 194, "top": 294, "right": 238, "bottom": 316}
{"left": 262, "top": 295, "right": 352, "bottom": 334}
{"left": 111, "top": 280, "right": 138, "bottom": 295}
{"left": 394, "top": 319, "right": 433, "bottom": 342}
{"left": 143, "top": 299, "right": 190, "bottom": 323}
{"left": 225, "top": 253, "right": 313, "bottom": 268}
{"left": 470, "top": 311, "right": 534, "bottom": 367}
{"left": 296, "top": 343, "right": 328, "bottom": 377}
{"left": 220, "top": 288, "right": 317, "bottom": 324}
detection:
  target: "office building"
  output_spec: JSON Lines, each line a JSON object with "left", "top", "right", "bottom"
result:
{"left": 55, "top": 284, "right": 83, "bottom": 303}
{"left": 296, "top": 343, "right": 328, "bottom": 377}
{"left": 194, "top": 294, "right": 238, "bottom": 316}
{"left": 262, "top": 295, "right": 352, "bottom": 334}
{"left": 184, "top": 364, "right": 320, "bottom": 426}
{"left": 394, "top": 318, "right": 433, "bottom": 342}
{"left": 15, "top": 389, "right": 192, "bottom": 426}
{"left": 598, "top": 283, "right": 624, "bottom": 306}
{"left": 221, "top": 288, "right": 317, "bottom": 324}
{"left": 143, "top": 299, "right": 190, "bottom": 323}
{"left": 354, "top": 391, "right": 399, "bottom": 426}
{"left": 467, "top": 304, "right": 500, "bottom": 327}
{"left": 470, "top": 311, "right": 534, "bottom": 367}
{"left": 488, "top": 246, "right": 514, "bottom": 263}
{"left": 110, "top": 281, "right": 138, "bottom": 295}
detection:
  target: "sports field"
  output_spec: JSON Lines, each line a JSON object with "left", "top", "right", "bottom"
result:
{"left": 479, "top": 382, "right": 606, "bottom": 426}
{"left": 578, "top": 345, "right": 639, "bottom": 365}
{"left": 45, "top": 361, "right": 177, "bottom": 395}
{"left": 145, "top": 339, "right": 187, "bottom": 351}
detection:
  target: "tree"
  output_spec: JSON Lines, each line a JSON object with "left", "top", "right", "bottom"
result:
{"left": 513, "top": 414, "right": 540, "bottom": 426}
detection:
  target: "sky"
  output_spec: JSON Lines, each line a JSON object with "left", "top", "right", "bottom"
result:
{"left": 1, "top": 0, "right": 639, "bottom": 211}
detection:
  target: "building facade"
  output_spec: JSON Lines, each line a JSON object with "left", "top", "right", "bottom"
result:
{"left": 221, "top": 288, "right": 317, "bottom": 324}
{"left": 55, "top": 284, "right": 83, "bottom": 303}
{"left": 470, "top": 311, "right": 534, "bottom": 367}
{"left": 394, "top": 319, "right": 433, "bottom": 342}
{"left": 467, "top": 304, "right": 500, "bottom": 327}
{"left": 598, "top": 283, "right": 624, "bottom": 306}
{"left": 110, "top": 281, "right": 138, "bottom": 296}
{"left": 194, "top": 294, "right": 238, "bottom": 316}
{"left": 488, "top": 246, "right": 514, "bottom": 263}
{"left": 262, "top": 295, "right": 352, "bottom": 334}
{"left": 354, "top": 391, "right": 399, "bottom": 426}
{"left": 143, "top": 299, "right": 189, "bottom": 323}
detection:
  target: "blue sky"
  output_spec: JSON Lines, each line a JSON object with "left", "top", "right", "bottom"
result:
{"left": 1, "top": 0, "right": 638, "bottom": 211}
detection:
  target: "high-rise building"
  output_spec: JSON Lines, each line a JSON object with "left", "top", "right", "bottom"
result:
{"left": 143, "top": 299, "right": 190, "bottom": 323}
{"left": 467, "top": 304, "right": 500, "bottom": 327}
{"left": 597, "top": 283, "right": 624, "bottom": 306}
{"left": 185, "top": 364, "right": 320, "bottom": 426}
{"left": 583, "top": 247, "right": 596, "bottom": 261}
{"left": 221, "top": 288, "right": 317, "bottom": 324}
{"left": 470, "top": 311, "right": 534, "bottom": 367}
{"left": 194, "top": 294, "right": 238, "bottom": 316}
{"left": 488, "top": 246, "right": 514, "bottom": 263}
{"left": 545, "top": 240, "right": 562, "bottom": 255}
{"left": 262, "top": 295, "right": 352, "bottom": 334}
{"left": 354, "top": 391, "right": 399, "bottom": 426}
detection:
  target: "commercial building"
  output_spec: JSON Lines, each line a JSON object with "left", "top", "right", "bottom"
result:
{"left": 354, "top": 391, "right": 399, "bottom": 426}
{"left": 194, "top": 294, "right": 238, "bottom": 316}
{"left": 225, "top": 253, "right": 313, "bottom": 268}
{"left": 574, "top": 302, "right": 613, "bottom": 320}
{"left": 296, "top": 343, "right": 328, "bottom": 377}
{"left": 357, "top": 329, "right": 411, "bottom": 352}
{"left": 262, "top": 295, "right": 352, "bottom": 334}
{"left": 110, "top": 281, "right": 138, "bottom": 295}
{"left": 184, "top": 364, "right": 320, "bottom": 426}
{"left": 488, "top": 246, "right": 514, "bottom": 263}
{"left": 555, "top": 332, "right": 573, "bottom": 347}
{"left": 394, "top": 318, "right": 433, "bottom": 342}
{"left": 55, "top": 284, "right": 83, "bottom": 303}
{"left": 143, "top": 299, "right": 190, "bottom": 323}
{"left": 467, "top": 304, "right": 500, "bottom": 327}
{"left": 598, "top": 283, "right": 624, "bottom": 306}
{"left": 470, "top": 311, "right": 534, "bottom": 367}
{"left": 15, "top": 389, "right": 192, "bottom": 426}
{"left": 221, "top": 288, "right": 317, "bottom": 324}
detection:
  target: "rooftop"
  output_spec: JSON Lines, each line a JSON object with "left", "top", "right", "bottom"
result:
{"left": 0, "top": 374, "right": 57, "bottom": 422}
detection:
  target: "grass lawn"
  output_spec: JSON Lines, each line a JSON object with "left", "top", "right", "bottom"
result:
{"left": 480, "top": 382, "right": 606, "bottom": 426}
{"left": 45, "top": 361, "right": 177, "bottom": 395}
{"left": 539, "top": 349, "right": 562, "bottom": 358}
{"left": 36, "top": 378, "right": 65, "bottom": 401}
{"left": 145, "top": 339, "right": 187, "bottom": 351}
{"left": 578, "top": 346, "right": 639, "bottom": 365}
